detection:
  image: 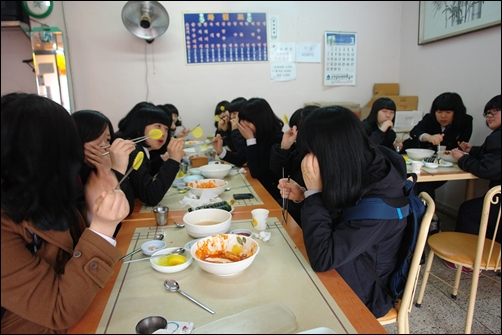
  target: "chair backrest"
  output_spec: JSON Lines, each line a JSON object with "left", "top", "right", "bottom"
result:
{"left": 398, "top": 191, "right": 435, "bottom": 329}
{"left": 475, "top": 185, "right": 501, "bottom": 272}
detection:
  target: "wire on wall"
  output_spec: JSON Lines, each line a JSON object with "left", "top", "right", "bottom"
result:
{"left": 144, "top": 41, "right": 149, "bottom": 102}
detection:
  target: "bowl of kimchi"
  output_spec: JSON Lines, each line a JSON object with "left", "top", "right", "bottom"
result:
{"left": 186, "top": 178, "right": 228, "bottom": 197}
{"left": 190, "top": 234, "right": 260, "bottom": 276}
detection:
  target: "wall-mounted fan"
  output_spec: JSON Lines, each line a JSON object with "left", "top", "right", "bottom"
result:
{"left": 121, "top": 1, "right": 169, "bottom": 43}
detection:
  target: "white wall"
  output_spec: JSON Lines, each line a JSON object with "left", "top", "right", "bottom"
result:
{"left": 399, "top": 2, "right": 501, "bottom": 213}
{"left": 2, "top": 1, "right": 500, "bottom": 212}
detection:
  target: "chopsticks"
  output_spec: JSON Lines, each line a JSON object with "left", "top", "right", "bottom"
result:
{"left": 281, "top": 167, "right": 290, "bottom": 224}
{"left": 101, "top": 135, "right": 153, "bottom": 156}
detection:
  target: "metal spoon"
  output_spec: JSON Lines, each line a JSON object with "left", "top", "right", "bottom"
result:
{"left": 119, "top": 232, "right": 165, "bottom": 261}
{"left": 123, "top": 247, "right": 185, "bottom": 264}
{"left": 224, "top": 185, "right": 248, "bottom": 192}
{"left": 174, "top": 222, "right": 185, "bottom": 228}
{"left": 164, "top": 279, "right": 215, "bottom": 314}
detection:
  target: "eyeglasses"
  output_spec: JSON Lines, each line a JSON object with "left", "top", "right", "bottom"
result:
{"left": 483, "top": 109, "right": 500, "bottom": 117}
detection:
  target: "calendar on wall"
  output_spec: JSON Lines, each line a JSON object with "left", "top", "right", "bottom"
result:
{"left": 323, "top": 31, "right": 357, "bottom": 86}
{"left": 183, "top": 12, "right": 268, "bottom": 65}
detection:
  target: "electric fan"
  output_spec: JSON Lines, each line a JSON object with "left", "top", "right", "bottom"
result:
{"left": 121, "top": 1, "right": 169, "bottom": 43}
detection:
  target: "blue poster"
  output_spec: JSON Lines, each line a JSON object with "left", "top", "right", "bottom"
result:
{"left": 184, "top": 12, "right": 268, "bottom": 64}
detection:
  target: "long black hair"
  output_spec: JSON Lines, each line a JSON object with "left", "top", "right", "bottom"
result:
{"left": 364, "top": 97, "right": 396, "bottom": 129}
{"left": 1, "top": 93, "right": 83, "bottom": 230}
{"left": 296, "top": 106, "right": 377, "bottom": 209}
{"left": 238, "top": 98, "right": 284, "bottom": 142}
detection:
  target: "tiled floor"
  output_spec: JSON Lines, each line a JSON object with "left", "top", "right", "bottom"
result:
{"left": 383, "top": 210, "right": 501, "bottom": 334}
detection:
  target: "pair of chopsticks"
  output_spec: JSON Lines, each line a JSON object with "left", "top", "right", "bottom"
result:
{"left": 100, "top": 135, "right": 151, "bottom": 156}
{"left": 281, "top": 167, "right": 290, "bottom": 224}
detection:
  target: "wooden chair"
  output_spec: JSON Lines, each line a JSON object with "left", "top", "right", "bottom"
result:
{"left": 415, "top": 185, "right": 501, "bottom": 334}
{"left": 377, "top": 191, "right": 435, "bottom": 333}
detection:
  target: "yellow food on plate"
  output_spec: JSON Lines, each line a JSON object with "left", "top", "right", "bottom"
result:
{"left": 176, "top": 171, "right": 184, "bottom": 178}
{"left": 403, "top": 155, "right": 409, "bottom": 162}
{"left": 231, "top": 244, "right": 243, "bottom": 255}
{"left": 155, "top": 254, "right": 187, "bottom": 266}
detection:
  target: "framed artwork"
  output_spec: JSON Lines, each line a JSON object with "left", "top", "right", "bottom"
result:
{"left": 418, "top": 1, "right": 501, "bottom": 45}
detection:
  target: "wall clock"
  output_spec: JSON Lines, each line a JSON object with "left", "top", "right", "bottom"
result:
{"left": 22, "top": 1, "right": 54, "bottom": 19}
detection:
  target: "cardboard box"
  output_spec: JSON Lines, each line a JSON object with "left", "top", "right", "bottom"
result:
{"left": 360, "top": 107, "right": 371, "bottom": 120}
{"left": 373, "top": 83, "right": 399, "bottom": 96}
{"left": 365, "top": 95, "right": 418, "bottom": 111}
{"left": 305, "top": 101, "right": 360, "bottom": 119}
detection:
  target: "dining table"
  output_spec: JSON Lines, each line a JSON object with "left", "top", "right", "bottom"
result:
{"left": 405, "top": 159, "right": 478, "bottom": 201}
{"left": 68, "top": 165, "right": 387, "bottom": 334}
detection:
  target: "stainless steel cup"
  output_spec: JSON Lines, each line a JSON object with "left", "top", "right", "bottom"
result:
{"left": 153, "top": 206, "right": 169, "bottom": 226}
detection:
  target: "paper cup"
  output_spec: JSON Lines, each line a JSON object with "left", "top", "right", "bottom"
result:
{"left": 251, "top": 208, "right": 269, "bottom": 231}
{"left": 411, "top": 161, "right": 423, "bottom": 175}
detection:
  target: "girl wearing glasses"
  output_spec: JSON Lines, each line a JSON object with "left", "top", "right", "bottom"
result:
{"left": 451, "top": 95, "right": 501, "bottom": 248}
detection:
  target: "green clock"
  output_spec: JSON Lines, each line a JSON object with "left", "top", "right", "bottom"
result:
{"left": 22, "top": 1, "right": 54, "bottom": 19}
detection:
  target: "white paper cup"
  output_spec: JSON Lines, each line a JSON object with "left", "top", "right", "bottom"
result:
{"left": 251, "top": 208, "right": 269, "bottom": 231}
{"left": 411, "top": 161, "right": 423, "bottom": 175}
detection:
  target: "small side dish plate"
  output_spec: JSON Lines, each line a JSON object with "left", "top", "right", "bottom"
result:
{"left": 439, "top": 161, "right": 453, "bottom": 167}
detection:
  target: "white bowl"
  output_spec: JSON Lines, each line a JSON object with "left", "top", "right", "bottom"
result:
{"left": 198, "top": 164, "right": 232, "bottom": 179}
{"left": 183, "top": 174, "right": 203, "bottom": 183}
{"left": 440, "top": 151, "right": 458, "bottom": 163}
{"left": 141, "top": 240, "right": 167, "bottom": 256}
{"left": 424, "top": 161, "right": 439, "bottom": 169}
{"left": 150, "top": 247, "right": 192, "bottom": 273}
{"left": 406, "top": 149, "right": 435, "bottom": 161}
{"left": 183, "top": 209, "right": 232, "bottom": 238}
{"left": 191, "top": 234, "right": 260, "bottom": 276}
{"left": 187, "top": 179, "right": 228, "bottom": 197}
{"left": 184, "top": 140, "right": 204, "bottom": 148}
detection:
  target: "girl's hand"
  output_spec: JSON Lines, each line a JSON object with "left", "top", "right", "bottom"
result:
{"left": 301, "top": 153, "right": 322, "bottom": 191}
{"left": 277, "top": 178, "right": 304, "bottom": 202}
{"left": 90, "top": 189, "right": 129, "bottom": 238}
{"left": 451, "top": 148, "right": 465, "bottom": 161}
{"left": 379, "top": 120, "right": 394, "bottom": 132}
{"left": 238, "top": 122, "right": 254, "bottom": 140}
{"left": 458, "top": 141, "right": 472, "bottom": 153}
{"left": 424, "top": 133, "right": 444, "bottom": 145}
{"left": 166, "top": 137, "right": 185, "bottom": 162}
{"left": 84, "top": 142, "right": 112, "bottom": 172}
{"left": 109, "top": 139, "right": 135, "bottom": 175}
{"left": 211, "top": 134, "right": 224, "bottom": 155}
{"left": 230, "top": 117, "right": 239, "bottom": 131}
{"left": 281, "top": 126, "right": 298, "bottom": 150}
{"left": 218, "top": 116, "right": 229, "bottom": 131}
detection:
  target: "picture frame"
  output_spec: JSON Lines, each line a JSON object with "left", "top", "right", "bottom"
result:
{"left": 418, "top": 1, "right": 501, "bottom": 45}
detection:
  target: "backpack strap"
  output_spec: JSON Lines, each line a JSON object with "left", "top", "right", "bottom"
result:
{"left": 341, "top": 198, "right": 410, "bottom": 221}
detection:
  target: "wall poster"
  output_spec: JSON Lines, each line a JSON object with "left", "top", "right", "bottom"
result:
{"left": 183, "top": 12, "right": 268, "bottom": 65}
{"left": 324, "top": 31, "right": 357, "bottom": 86}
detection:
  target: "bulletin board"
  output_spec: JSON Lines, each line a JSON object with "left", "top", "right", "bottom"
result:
{"left": 183, "top": 12, "right": 268, "bottom": 65}
{"left": 324, "top": 31, "right": 357, "bottom": 86}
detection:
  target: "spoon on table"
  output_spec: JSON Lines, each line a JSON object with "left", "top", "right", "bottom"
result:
{"left": 123, "top": 247, "right": 185, "bottom": 264}
{"left": 224, "top": 185, "right": 248, "bottom": 192}
{"left": 174, "top": 222, "right": 185, "bottom": 228}
{"left": 118, "top": 231, "right": 165, "bottom": 261}
{"left": 164, "top": 279, "right": 215, "bottom": 314}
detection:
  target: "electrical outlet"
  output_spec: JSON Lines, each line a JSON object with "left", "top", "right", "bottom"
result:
{"left": 270, "top": 15, "right": 278, "bottom": 39}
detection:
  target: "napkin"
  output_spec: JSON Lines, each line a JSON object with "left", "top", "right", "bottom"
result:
{"left": 152, "top": 321, "right": 194, "bottom": 334}
{"left": 253, "top": 231, "right": 271, "bottom": 242}
{"left": 179, "top": 192, "right": 223, "bottom": 209}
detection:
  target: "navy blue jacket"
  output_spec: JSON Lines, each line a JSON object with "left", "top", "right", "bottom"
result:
{"left": 301, "top": 148, "right": 407, "bottom": 318}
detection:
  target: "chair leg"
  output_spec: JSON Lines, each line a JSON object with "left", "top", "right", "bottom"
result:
{"left": 451, "top": 265, "right": 462, "bottom": 300}
{"left": 416, "top": 249, "right": 435, "bottom": 307}
{"left": 464, "top": 271, "right": 481, "bottom": 334}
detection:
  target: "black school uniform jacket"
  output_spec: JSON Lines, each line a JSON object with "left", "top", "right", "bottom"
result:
{"left": 301, "top": 149, "right": 407, "bottom": 318}
{"left": 127, "top": 146, "right": 180, "bottom": 206}
{"left": 458, "top": 127, "right": 501, "bottom": 188}
{"left": 403, "top": 113, "right": 473, "bottom": 151}
{"left": 361, "top": 119, "right": 397, "bottom": 150}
